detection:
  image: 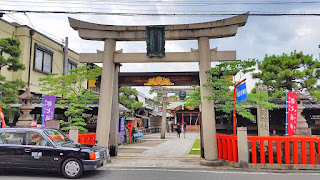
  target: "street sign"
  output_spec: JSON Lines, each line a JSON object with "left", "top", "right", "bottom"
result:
{"left": 286, "top": 92, "right": 298, "bottom": 135}
{"left": 236, "top": 82, "right": 247, "bottom": 102}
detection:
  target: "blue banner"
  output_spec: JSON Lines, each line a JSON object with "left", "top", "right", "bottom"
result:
{"left": 119, "top": 118, "right": 125, "bottom": 143}
{"left": 236, "top": 82, "right": 247, "bottom": 102}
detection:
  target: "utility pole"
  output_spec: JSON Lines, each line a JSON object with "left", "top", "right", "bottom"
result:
{"left": 27, "top": 29, "right": 35, "bottom": 87}
{"left": 63, "top": 37, "right": 69, "bottom": 75}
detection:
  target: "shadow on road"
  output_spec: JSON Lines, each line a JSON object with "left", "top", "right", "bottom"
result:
{"left": 0, "top": 169, "right": 108, "bottom": 179}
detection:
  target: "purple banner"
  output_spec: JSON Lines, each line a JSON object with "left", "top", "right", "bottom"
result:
{"left": 42, "top": 95, "right": 56, "bottom": 126}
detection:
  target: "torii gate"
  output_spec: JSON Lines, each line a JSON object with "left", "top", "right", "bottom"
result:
{"left": 69, "top": 12, "right": 249, "bottom": 164}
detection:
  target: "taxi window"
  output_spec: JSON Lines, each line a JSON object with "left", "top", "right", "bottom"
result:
{"left": 0, "top": 132, "right": 5, "bottom": 144}
{"left": 44, "top": 129, "right": 73, "bottom": 146}
{"left": 25, "top": 132, "right": 49, "bottom": 146}
{"left": 2, "top": 131, "right": 24, "bottom": 145}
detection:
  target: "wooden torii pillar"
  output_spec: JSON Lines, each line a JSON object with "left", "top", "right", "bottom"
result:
{"left": 69, "top": 12, "right": 249, "bottom": 164}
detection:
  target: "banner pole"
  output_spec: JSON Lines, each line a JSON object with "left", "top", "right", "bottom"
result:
{"left": 41, "top": 95, "right": 44, "bottom": 127}
{"left": 233, "top": 79, "right": 246, "bottom": 135}
{"left": 285, "top": 92, "right": 288, "bottom": 136}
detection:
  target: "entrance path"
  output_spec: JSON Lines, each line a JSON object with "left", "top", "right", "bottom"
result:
{"left": 119, "top": 132, "right": 199, "bottom": 158}
{"left": 103, "top": 132, "right": 216, "bottom": 169}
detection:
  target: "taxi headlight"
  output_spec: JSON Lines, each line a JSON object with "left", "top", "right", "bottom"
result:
{"left": 95, "top": 152, "right": 100, "bottom": 159}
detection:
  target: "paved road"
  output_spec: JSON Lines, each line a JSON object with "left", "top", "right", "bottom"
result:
{"left": 1, "top": 167, "right": 320, "bottom": 180}
{"left": 2, "top": 132, "right": 320, "bottom": 179}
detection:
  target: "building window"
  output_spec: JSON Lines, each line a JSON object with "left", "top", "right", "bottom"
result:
{"left": 67, "top": 59, "right": 78, "bottom": 75}
{"left": 34, "top": 43, "right": 53, "bottom": 74}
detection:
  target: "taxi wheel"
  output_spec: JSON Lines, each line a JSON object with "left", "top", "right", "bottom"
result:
{"left": 61, "top": 158, "right": 84, "bottom": 179}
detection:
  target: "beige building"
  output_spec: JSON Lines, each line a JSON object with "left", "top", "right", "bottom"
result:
{"left": 0, "top": 18, "right": 81, "bottom": 95}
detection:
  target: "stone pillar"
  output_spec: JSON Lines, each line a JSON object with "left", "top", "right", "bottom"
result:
{"left": 198, "top": 37, "right": 220, "bottom": 165}
{"left": 237, "top": 127, "right": 248, "bottom": 168}
{"left": 296, "top": 102, "right": 311, "bottom": 136}
{"left": 109, "top": 64, "right": 120, "bottom": 156}
{"left": 69, "top": 126, "right": 79, "bottom": 143}
{"left": 161, "top": 93, "right": 167, "bottom": 139}
{"left": 257, "top": 85, "right": 269, "bottom": 136}
{"left": 96, "top": 39, "right": 116, "bottom": 147}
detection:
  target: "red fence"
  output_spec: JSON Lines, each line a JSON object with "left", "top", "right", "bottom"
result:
{"left": 247, "top": 136, "right": 320, "bottom": 165}
{"left": 78, "top": 133, "right": 96, "bottom": 145}
{"left": 216, "top": 134, "right": 320, "bottom": 165}
{"left": 216, "top": 134, "right": 238, "bottom": 163}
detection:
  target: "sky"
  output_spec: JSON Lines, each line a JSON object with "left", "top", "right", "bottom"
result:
{"left": 1, "top": 0, "right": 320, "bottom": 96}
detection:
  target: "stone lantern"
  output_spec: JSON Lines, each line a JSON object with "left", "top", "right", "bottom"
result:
{"left": 16, "top": 87, "right": 35, "bottom": 127}
{"left": 295, "top": 88, "right": 311, "bottom": 136}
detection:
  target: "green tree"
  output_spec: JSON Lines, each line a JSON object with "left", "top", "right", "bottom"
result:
{"left": 119, "top": 86, "right": 143, "bottom": 115}
{"left": 185, "top": 60, "right": 277, "bottom": 128}
{"left": 252, "top": 51, "right": 320, "bottom": 98}
{"left": 39, "top": 65, "right": 102, "bottom": 133}
{"left": 0, "top": 35, "right": 26, "bottom": 119}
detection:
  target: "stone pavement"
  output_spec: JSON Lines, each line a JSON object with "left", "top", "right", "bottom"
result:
{"left": 103, "top": 131, "right": 213, "bottom": 169}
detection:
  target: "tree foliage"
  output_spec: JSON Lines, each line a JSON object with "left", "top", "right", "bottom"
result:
{"left": 39, "top": 65, "right": 102, "bottom": 133}
{"left": 119, "top": 86, "right": 143, "bottom": 115}
{"left": 185, "top": 60, "right": 277, "bottom": 124}
{"left": 0, "top": 35, "right": 26, "bottom": 119}
{"left": 252, "top": 51, "right": 320, "bottom": 98}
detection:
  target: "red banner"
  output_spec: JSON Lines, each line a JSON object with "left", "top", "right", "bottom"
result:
{"left": 286, "top": 92, "right": 298, "bottom": 135}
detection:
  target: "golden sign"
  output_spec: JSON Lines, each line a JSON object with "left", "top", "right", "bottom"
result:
{"left": 88, "top": 80, "right": 96, "bottom": 87}
{"left": 144, "top": 76, "right": 174, "bottom": 86}
{"left": 226, "top": 75, "right": 233, "bottom": 83}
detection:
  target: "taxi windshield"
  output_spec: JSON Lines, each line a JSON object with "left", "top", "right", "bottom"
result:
{"left": 44, "top": 129, "right": 73, "bottom": 146}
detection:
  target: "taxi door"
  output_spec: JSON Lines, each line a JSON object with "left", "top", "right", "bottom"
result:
{"left": 23, "top": 131, "right": 54, "bottom": 170}
{"left": 0, "top": 130, "right": 25, "bottom": 168}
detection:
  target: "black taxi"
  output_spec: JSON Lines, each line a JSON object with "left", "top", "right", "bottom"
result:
{"left": 0, "top": 128, "right": 109, "bottom": 179}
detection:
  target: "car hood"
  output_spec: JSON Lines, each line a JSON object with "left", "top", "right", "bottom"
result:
{"left": 61, "top": 143, "right": 106, "bottom": 151}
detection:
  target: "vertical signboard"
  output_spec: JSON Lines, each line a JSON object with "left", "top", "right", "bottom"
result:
{"left": 236, "top": 82, "right": 247, "bottom": 102}
{"left": 42, "top": 95, "right": 56, "bottom": 126}
{"left": 286, "top": 92, "right": 298, "bottom": 135}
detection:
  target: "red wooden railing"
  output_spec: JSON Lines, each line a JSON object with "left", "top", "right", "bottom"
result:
{"left": 216, "top": 134, "right": 320, "bottom": 165}
{"left": 78, "top": 133, "right": 96, "bottom": 145}
{"left": 247, "top": 136, "right": 320, "bottom": 165}
{"left": 216, "top": 134, "right": 238, "bottom": 163}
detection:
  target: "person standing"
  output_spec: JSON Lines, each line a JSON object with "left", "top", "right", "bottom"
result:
{"left": 176, "top": 123, "right": 181, "bottom": 138}
{"left": 183, "top": 123, "right": 187, "bottom": 138}
{"left": 0, "top": 107, "right": 5, "bottom": 128}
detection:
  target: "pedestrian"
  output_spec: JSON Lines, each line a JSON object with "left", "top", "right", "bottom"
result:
{"left": 176, "top": 123, "right": 181, "bottom": 138}
{"left": 0, "top": 106, "right": 5, "bottom": 128}
{"left": 183, "top": 123, "right": 187, "bottom": 138}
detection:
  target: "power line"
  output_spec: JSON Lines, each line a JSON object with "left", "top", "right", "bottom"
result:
{"left": 5, "top": 14, "right": 64, "bottom": 43}
{"left": 5, "top": 0, "right": 320, "bottom": 6}
{"left": 1, "top": 10, "right": 320, "bottom": 16}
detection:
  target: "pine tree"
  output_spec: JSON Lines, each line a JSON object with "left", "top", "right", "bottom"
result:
{"left": 119, "top": 86, "right": 143, "bottom": 116}
{"left": 252, "top": 51, "right": 320, "bottom": 98}
{"left": 0, "top": 35, "right": 26, "bottom": 120}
